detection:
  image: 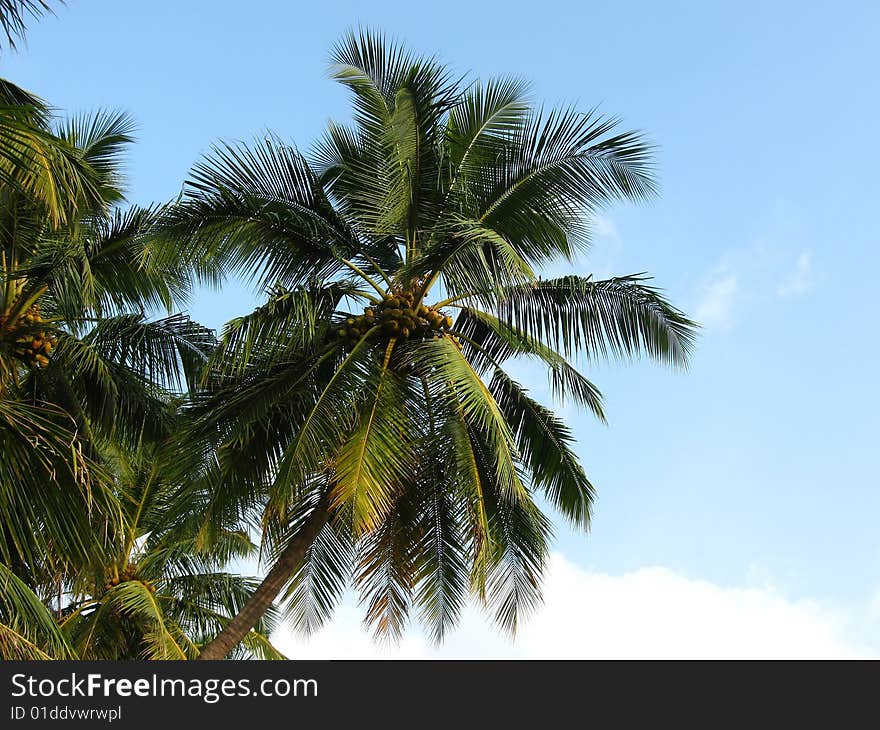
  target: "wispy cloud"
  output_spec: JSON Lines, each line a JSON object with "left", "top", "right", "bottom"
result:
{"left": 695, "top": 269, "right": 738, "bottom": 329}
{"left": 592, "top": 213, "right": 620, "bottom": 240}
{"left": 777, "top": 251, "right": 813, "bottom": 298}
{"left": 273, "top": 553, "right": 872, "bottom": 659}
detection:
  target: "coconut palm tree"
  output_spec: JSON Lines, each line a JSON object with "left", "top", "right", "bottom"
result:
{"left": 0, "top": 0, "right": 240, "bottom": 659}
{"left": 158, "top": 29, "right": 697, "bottom": 659}
{"left": 0, "top": 106, "right": 212, "bottom": 596}
{"left": 0, "top": 105, "right": 235, "bottom": 658}
{"left": 54, "top": 434, "right": 284, "bottom": 660}
{"left": 1, "top": 434, "right": 284, "bottom": 660}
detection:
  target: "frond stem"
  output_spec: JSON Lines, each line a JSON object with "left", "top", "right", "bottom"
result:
{"left": 336, "top": 257, "right": 386, "bottom": 296}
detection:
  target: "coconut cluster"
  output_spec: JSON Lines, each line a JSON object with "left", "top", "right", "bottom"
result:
{"left": 1, "top": 304, "right": 57, "bottom": 369}
{"left": 335, "top": 287, "right": 458, "bottom": 347}
{"left": 103, "top": 564, "right": 156, "bottom": 593}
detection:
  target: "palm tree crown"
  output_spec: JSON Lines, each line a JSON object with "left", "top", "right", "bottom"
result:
{"left": 59, "top": 437, "right": 284, "bottom": 660}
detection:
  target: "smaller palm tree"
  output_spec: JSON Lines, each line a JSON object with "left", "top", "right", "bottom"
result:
{"left": 56, "top": 438, "right": 284, "bottom": 660}
{"left": 0, "top": 437, "right": 284, "bottom": 660}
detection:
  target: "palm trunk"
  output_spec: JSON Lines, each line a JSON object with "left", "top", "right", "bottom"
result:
{"left": 197, "top": 496, "right": 333, "bottom": 660}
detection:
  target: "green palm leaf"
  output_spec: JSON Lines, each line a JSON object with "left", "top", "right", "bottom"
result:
{"left": 0, "top": 562, "right": 74, "bottom": 660}
{"left": 491, "top": 370, "right": 595, "bottom": 527}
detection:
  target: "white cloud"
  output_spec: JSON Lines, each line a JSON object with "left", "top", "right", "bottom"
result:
{"left": 273, "top": 553, "right": 872, "bottom": 660}
{"left": 592, "top": 213, "right": 619, "bottom": 240}
{"left": 695, "top": 270, "right": 738, "bottom": 329}
{"left": 777, "top": 251, "right": 813, "bottom": 298}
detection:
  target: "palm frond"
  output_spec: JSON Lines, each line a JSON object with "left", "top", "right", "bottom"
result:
{"left": 410, "top": 336, "right": 522, "bottom": 500}
{"left": 411, "top": 464, "right": 469, "bottom": 644}
{"left": 282, "top": 516, "right": 353, "bottom": 636}
{"left": 476, "top": 109, "right": 656, "bottom": 256}
{"left": 81, "top": 313, "right": 215, "bottom": 392}
{"left": 464, "top": 422, "right": 551, "bottom": 635}
{"left": 452, "top": 306, "right": 606, "bottom": 420}
{"left": 445, "top": 76, "right": 531, "bottom": 195}
{"left": 0, "top": 562, "right": 74, "bottom": 660}
{"left": 490, "top": 370, "right": 595, "bottom": 527}
{"left": 0, "top": 399, "right": 118, "bottom": 568}
{"left": 0, "top": 106, "right": 99, "bottom": 227}
{"left": 158, "top": 137, "right": 358, "bottom": 290}
{"left": 0, "top": 0, "right": 57, "bottom": 52}
{"left": 57, "top": 109, "right": 135, "bottom": 203}
{"left": 354, "top": 490, "right": 419, "bottom": 643}
{"left": 481, "top": 274, "right": 697, "bottom": 365}
{"left": 211, "top": 281, "right": 351, "bottom": 377}
{"left": 271, "top": 333, "right": 376, "bottom": 510}
{"left": 331, "top": 341, "right": 415, "bottom": 532}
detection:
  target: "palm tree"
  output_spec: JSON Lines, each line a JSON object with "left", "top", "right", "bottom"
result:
{"left": 159, "top": 29, "right": 697, "bottom": 659}
{"left": 0, "top": 105, "right": 247, "bottom": 658}
{"left": 55, "top": 435, "right": 284, "bottom": 660}
{"left": 1, "top": 435, "right": 285, "bottom": 660}
{"left": 0, "top": 106, "right": 212, "bottom": 599}
{"left": 0, "top": 0, "right": 246, "bottom": 659}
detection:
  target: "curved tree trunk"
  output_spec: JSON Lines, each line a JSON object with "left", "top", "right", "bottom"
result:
{"left": 197, "top": 496, "right": 333, "bottom": 660}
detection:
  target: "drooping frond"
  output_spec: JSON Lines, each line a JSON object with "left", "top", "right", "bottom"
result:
{"left": 0, "top": 562, "right": 74, "bottom": 659}
{"left": 79, "top": 313, "right": 215, "bottom": 393}
{"left": 282, "top": 514, "right": 354, "bottom": 636}
{"left": 476, "top": 109, "right": 656, "bottom": 253}
{"left": 270, "top": 334, "right": 376, "bottom": 510}
{"left": 465, "top": 423, "right": 551, "bottom": 635}
{"left": 0, "top": 399, "right": 118, "bottom": 568}
{"left": 485, "top": 494, "right": 551, "bottom": 636}
{"left": 101, "top": 580, "right": 188, "bottom": 660}
{"left": 354, "top": 489, "right": 419, "bottom": 643}
{"left": 490, "top": 369, "right": 595, "bottom": 527}
{"left": 411, "top": 335, "right": 522, "bottom": 500}
{"left": 452, "top": 306, "right": 606, "bottom": 420}
{"left": 331, "top": 341, "right": 415, "bottom": 532}
{"left": 410, "top": 458, "right": 469, "bottom": 644}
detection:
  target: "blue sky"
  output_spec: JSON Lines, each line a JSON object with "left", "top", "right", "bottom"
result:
{"left": 6, "top": 0, "right": 879, "bottom": 656}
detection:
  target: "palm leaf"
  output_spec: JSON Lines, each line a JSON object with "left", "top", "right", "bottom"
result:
{"left": 0, "top": 562, "right": 74, "bottom": 660}
{"left": 0, "top": 0, "right": 56, "bottom": 52}
{"left": 490, "top": 369, "right": 595, "bottom": 527}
